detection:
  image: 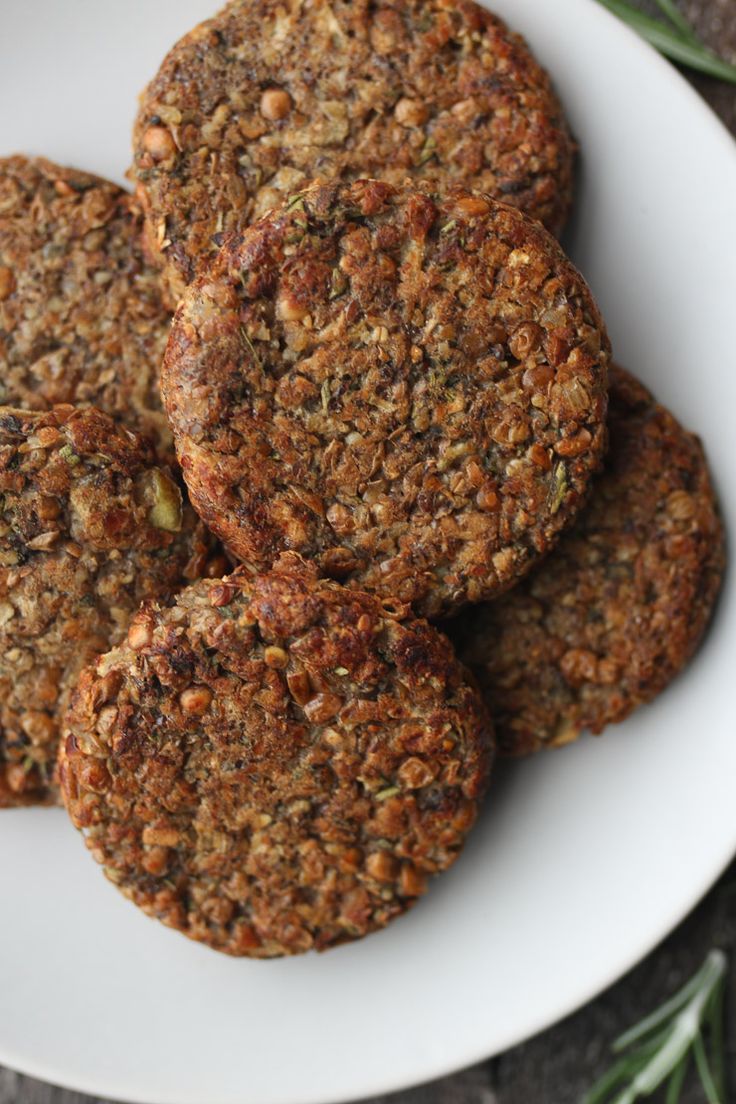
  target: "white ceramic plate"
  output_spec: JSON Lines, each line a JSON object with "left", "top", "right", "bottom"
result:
{"left": 1, "top": 2, "right": 735, "bottom": 1102}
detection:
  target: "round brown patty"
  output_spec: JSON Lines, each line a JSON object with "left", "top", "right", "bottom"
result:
{"left": 131, "top": 0, "right": 575, "bottom": 304}
{"left": 452, "top": 366, "right": 725, "bottom": 756}
{"left": 60, "top": 554, "right": 493, "bottom": 957}
{"left": 163, "top": 179, "right": 610, "bottom": 620}
{"left": 0, "top": 156, "right": 171, "bottom": 449}
{"left": 0, "top": 405, "right": 220, "bottom": 807}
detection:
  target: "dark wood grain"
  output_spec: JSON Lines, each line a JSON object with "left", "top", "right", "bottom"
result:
{"left": 3, "top": 2, "right": 735, "bottom": 1103}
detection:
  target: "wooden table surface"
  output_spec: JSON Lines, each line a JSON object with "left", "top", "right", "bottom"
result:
{"left": 2, "top": 2, "right": 734, "bottom": 1103}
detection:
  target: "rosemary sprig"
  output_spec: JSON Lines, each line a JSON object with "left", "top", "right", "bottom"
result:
{"left": 596, "top": 0, "right": 736, "bottom": 84}
{"left": 582, "top": 950, "right": 728, "bottom": 1104}
{"left": 651, "top": 0, "right": 699, "bottom": 44}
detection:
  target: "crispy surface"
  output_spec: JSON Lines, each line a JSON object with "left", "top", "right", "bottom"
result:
{"left": 0, "top": 406, "right": 220, "bottom": 806}
{"left": 60, "top": 555, "right": 493, "bottom": 957}
{"left": 131, "top": 0, "right": 575, "bottom": 303}
{"left": 452, "top": 367, "right": 725, "bottom": 755}
{"left": 0, "top": 156, "right": 171, "bottom": 450}
{"left": 163, "top": 179, "right": 609, "bottom": 619}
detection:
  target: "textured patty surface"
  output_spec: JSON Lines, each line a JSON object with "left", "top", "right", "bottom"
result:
{"left": 0, "top": 156, "right": 171, "bottom": 449}
{"left": 163, "top": 179, "right": 609, "bottom": 619}
{"left": 0, "top": 406, "right": 218, "bottom": 806}
{"left": 60, "top": 555, "right": 493, "bottom": 957}
{"left": 452, "top": 366, "right": 725, "bottom": 756}
{"left": 131, "top": 0, "right": 575, "bottom": 304}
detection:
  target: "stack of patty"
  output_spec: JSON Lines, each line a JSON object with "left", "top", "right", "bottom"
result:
{"left": 0, "top": 157, "right": 225, "bottom": 806}
{"left": 3, "top": 0, "right": 724, "bottom": 958}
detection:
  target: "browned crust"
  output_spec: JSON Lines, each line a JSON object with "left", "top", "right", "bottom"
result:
{"left": 452, "top": 366, "right": 726, "bottom": 755}
{"left": 0, "top": 405, "right": 221, "bottom": 806}
{"left": 131, "top": 0, "right": 575, "bottom": 304}
{"left": 162, "top": 179, "right": 609, "bottom": 619}
{"left": 0, "top": 155, "right": 172, "bottom": 451}
{"left": 60, "top": 554, "right": 493, "bottom": 957}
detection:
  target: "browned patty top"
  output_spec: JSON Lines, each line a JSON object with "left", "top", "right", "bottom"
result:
{"left": 131, "top": 0, "right": 575, "bottom": 304}
{"left": 0, "top": 156, "right": 171, "bottom": 450}
{"left": 163, "top": 179, "right": 610, "bottom": 619}
{"left": 452, "top": 366, "right": 725, "bottom": 756}
{"left": 60, "top": 554, "right": 493, "bottom": 957}
{"left": 0, "top": 405, "right": 220, "bottom": 807}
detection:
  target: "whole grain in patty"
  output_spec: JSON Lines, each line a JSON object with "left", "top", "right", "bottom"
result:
{"left": 0, "top": 405, "right": 221, "bottom": 807}
{"left": 131, "top": 0, "right": 575, "bottom": 304}
{"left": 60, "top": 554, "right": 493, "bottom": 957}
{"left": 451, "top": 366, "right": 725, "bottom": 756}
{"left": 163, "top": 179, "right": 610, "bottom": 619}
{"left": 0, "top": 156, "right": 171, "bottom": 450}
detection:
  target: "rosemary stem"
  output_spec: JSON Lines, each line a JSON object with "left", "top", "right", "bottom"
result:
{"left": 693, "top": 1031, "right": 722, "bottom": 1104}
{"left": 708, "top": 976, "right": 726, "bottom": 1101}
{"left": 664, "top": 1054, "right": 689, "bottom": 1104}
{"left": 627, "top": 953, "right": 726, "bottom": 1096}
{"left": 652, "top": 0, "right": 700, "bottom": 44}
{"left": 613, "top": 954, "right": 713, "bottom": 1051}
{"left": 596, "top": 0, "right": 736, "bottom": 83}
{"left": 584, "top": 951, "right": 728, "bottom": 1104}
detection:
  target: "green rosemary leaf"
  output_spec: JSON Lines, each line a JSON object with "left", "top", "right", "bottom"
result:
{"left": 665, "top": 1054, "right": 689, "bottom": 1104}
{"left": 645, "top": 28, "right": 736, "bottom": 82}
{"left": 617, "top": 949, "right": 723, "bottom": 1051}
{"left": 583, "top": 951, "right": 728, "bottom": 1104}
{"left": 618, "top": 1022, "right": 692, "bottom": 1100}
{"left": 582, "top": 1043, "right": 660, "bottom": 1104}
{"left": 613, "top": 952, "right": 721, "bottom": 1051}
{"left": 596, "top": 0, "right": 736, "bottom": 83}
{"left": 652, "top": 0, "right": 699, "bottom": 44}
{"left": 707, "top": 974, "right": 726, "bottom": 1101}
{"left": 692, "top": 1031, "right": 721, "bottom": 1104}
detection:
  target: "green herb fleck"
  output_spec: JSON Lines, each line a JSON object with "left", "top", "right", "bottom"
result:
{"left": 334, "top": 666, "right": 349, "bottom": 676}
{"left": 417, "top": 137, "right": 437, "bottom": 166}
{"left": 239, "top": 327, "right": 260, "bottom": 367}
{"left": 286, "top": 193, "right": 306, "bottom": 212}
{"left": 58, "top": 444, "right": 80, "bottom": 467}
{"left": 548, "top": 462, "right": 567, "bottom": 515}
{"left": 427, "top": 362, "right": 451, "bottom": 397}
{"left": 329, "top": 268, "right": 348, "bottom": 300}
{"left": 22, "top": 755, "right": 35, "bottom": 773}
{"left": 440, "top": 219, "right": 457, "bottom": 235}
{"left": 375, "top": 786, "right": 400, "bottom": 801}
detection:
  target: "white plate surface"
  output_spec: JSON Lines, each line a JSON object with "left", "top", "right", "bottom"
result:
{"left": 1, "top": 3, "right": 735, "bottom": 1103}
